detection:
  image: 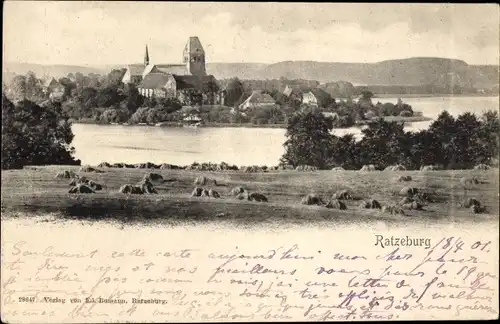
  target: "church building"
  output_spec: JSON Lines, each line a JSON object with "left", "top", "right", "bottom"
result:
{"left": 122, "top": 36, "right": 222, "bottom": 105}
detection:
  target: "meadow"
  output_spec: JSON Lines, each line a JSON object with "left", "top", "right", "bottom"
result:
{"left": 1, "top": 165, "right": 498, "bottom": 227}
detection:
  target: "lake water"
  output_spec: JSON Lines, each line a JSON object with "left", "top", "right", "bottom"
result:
{"left": 72, "top": 96, "right": 499, "bottom": 166}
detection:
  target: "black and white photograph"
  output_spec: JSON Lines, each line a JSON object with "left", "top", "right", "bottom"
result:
{"left": 1, "top": 2, "right": 499, "bottom": 322}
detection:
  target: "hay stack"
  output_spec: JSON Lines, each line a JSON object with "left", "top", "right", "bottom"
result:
{"left": 194, "top": 176, "right": 217, "bottom": 186}
{"left": 470, "top": 205, "right": 482, "bottom": 214}
{"left": 461, "top": 198, "right": 481, "bottom": 208}
{"left": 191, "top": 187, "right": 203, "bottom": 197}
{"left": 236, "top": 191, "right": 249, "bottom": 200}
{"left": 399, "top": 197, "right": 414, "bottom": 205}
{"left": 98, "top": 162, "right": 112, "bottom": 168}
{"left": 325, "top": 199, "right": 347, "bottom": 210}
{"left": 55, "top": 170, "right": 78, "bottom": 179}
{"left": 359, "top": 199, "right": 381, "bottom": 209}
{"left": 79, "top": 165, "right": 103, "bottom": 173}
{"left": 143, "top": 173, "right": 164, "bottom": 183}
{"left": 200, "top": 189, "right": 211, "bottom": 197}
{"left": 385, "top": 164, "right": 406, "bottom": 171}
{"left": 248, "top": 192, "right": 268, "bottom": 202}
{"left": 208, "top": 189, "right": 221, "bottom": 198}
{"left": 301, "top": 194, "right": 325, "bottom": 206}
{"left": 402, "top": 201, "right": 423, "bottom": 210}
{"left": 460, "top": 176, "right": 480, "bottom": 186}
{"left": 231, "top": 186, "right": 246, "bottom": 196}
{"left": 382, "top": 205, "right": 405, "bottom": 216}
{"left": 112, "top": 163, "right": 125, "bottom": 168}
{"left": 397, "top": 175, "right": 412, "bottom": 182}
{"left": 137, "top": 179, "right": 157, "bottom": 194}
{"left": 474, "top": 164, "right": 490, "bottom": 170}
{"left": 331, "top": 167, "right": 345, "bottom": 171}
{"left": 420, "top": 165, "right": 441, "bottom": 171}
{"left": 332, "top": 189, "right": 353, "bottom": 200}
{"left": 68, "top": 184, "right": 95, "bottom": 194}
{"left": 360, "top": 164, "right": 376, "bottom": 171}
{"left": 399, "top": 187, "right": 418, "bottom": 197}
{"left": 119, "top": 184, "right": 144, "bottom": 194}
{"left": 295, "top": 165, "right": 318, "bottom": 171}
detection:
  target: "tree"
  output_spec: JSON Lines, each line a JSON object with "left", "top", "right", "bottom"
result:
{"left": 1, "top": 94, "right": 80, "bottom": 169}
{"left": 225, "top": 78, "right": 244, "bottom": 107}
{"left": 281, "top": 112, "right": 334, "bottom": 168}
{"left": 9, "top": 75, "right": 27, "bottom": 100}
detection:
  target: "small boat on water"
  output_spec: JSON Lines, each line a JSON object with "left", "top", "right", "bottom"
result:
{"left": 183, "top": 114, "right": 203, "bottom": 128}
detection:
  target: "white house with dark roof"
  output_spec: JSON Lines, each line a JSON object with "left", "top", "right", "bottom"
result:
{"left": 238, "top": 91, "right": 278, "bottom": 111}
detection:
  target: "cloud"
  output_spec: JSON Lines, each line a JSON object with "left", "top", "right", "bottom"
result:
{"left": 3, "top": 2, "right": 498, "bottom": 65}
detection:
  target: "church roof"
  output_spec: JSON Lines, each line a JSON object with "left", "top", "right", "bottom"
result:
{"left": 127, "top": 64, "right": 145, "bottom": 76}
{"left": 156, "top": 64, "right": 189, "bottom": 75}
{"left": 172, "top": 75, "right": 217, "bottom": 90}
{"left": 138, "top": 73, "right": 170, "bottom": 89}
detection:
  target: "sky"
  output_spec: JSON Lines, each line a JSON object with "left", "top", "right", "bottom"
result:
{"left": 3, "top": 2, "right": 499, "bottom": 66}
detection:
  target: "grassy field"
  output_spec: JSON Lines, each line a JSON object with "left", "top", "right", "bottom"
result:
{"left": 1, "top": 165, "right": 498, "bottom": 226}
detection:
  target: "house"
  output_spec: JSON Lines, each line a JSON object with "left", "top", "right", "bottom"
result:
{"left": 302, "top": 91, "right": 318, "bottom": 106}
{"left": 41, "top": 77, "right": 65, "bottom": 101}
{"left": 238, "top": 91, "right": 278, "bottom": 111}
{"left": 302, "top": 88, "right": 332, "bottom": 108}
{"left": 125, "top": 36, "right": 220, "bottom": 105}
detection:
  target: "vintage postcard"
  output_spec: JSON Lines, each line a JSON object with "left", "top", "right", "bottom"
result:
{"left": 1, "top": 1, "right": 499, "bottom": 322}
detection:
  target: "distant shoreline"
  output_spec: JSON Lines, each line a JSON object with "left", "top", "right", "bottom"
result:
{"left": 73, "top": 115, "right": 433, "bottom": 129}
{"left": 372, "top": 93, "right": 499, "bottom": 99}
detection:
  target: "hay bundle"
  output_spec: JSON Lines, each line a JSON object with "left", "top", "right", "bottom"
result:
{"left": 295, "top": 165, "right": 318, "bottom": 172}
{"left": 236, "top": 191, "right": 249, "bottom": 200}
{"left": 79, "top": 165, "right": 103, "bottom": 173}
{"left": 397, "top": 175, "right": 412, "bottom": 182}
{"left": 420, "top": 165, "right": 441, "bottom": 171}
{"left": 243, "top": 165, "right": 261, "bottom": 173}
{"left": 385, "top": 164, "right": 406, "bottom": 171}
{"left": 201, "top": 189, "right": 211, "bottom": 197}
{"left": 69, "top": 177, "right": 102, "bottom": 191}
{"left": 112, "top": 163, "right": 125, "bottom": 168}
{"left": 119, "top": 184, "right": 144, "bottom": 194}
{"left": 123, "top": 164, "right": 135, "bottom": 168}
{"left": 332, "top": 189, "right": 353, "bottom": 200}
{"left": 399, "top": 187, "right": 418, "bottom": 197}
{"left": 69, "top": 176, "right": 89, "bottom": 186}
{"left": 470, "top": 205, "right": 482, "bottom": 214}
{"left": 461, "top": 198, "right": 481, "bottom": 208}
{"left": 86, "top": 180, "right": 103, "bottom": 191}
{"left": 248, "top": 192, "right": 268, "bottom": 202}
{"left": 325, "top": 199, "right": 347, "bottom": 210}
{"left": 473, "top": 164, "right": 490, "bottom": 170}
{"left": 98, "top": 162, "right": 112, "bottom": 168}
{"left": 402, "top": 201, "right": 423, "bottom": 210}
{"left": 191, "top": 187, "right": 203, "bottom": 197}
{"left": 143, "top": 172, "right": 164, "bottom": 183}
{"left": 194, "top": 176, "right": 217, "bottom": 186}
{"left": 135, "top": 162, "right": 158, "bottom": 169}
{"left": 331, "top": 167, "right": 345, "bottom": 171}
{"left": 137, "top": 179, "right": 157, "bottom": 194}
{"left": 231, "top": 186, "right": 246, "bottom": 196}
{"left": 301, "top": 194, "right": 325, "bottom": 206}
{"left": 359, "top": 199, "right": 381, "bottom": 209}
{"left": 55, "top": 170, "right": 78, "bottom": 179}
{"left": 399, "top": 197, "right": 414, "bottom": 205}
{"left": 68, "top": 184, "right": 95, "bottom": 194}
{"left": 460, "top": 176, "right": 480, "bottom": 186}
{"left": 382, "top": 205, "right": 405, "bottom": 216}
{"left": 360, "top": 164, "right": 376, "bottom": 171}
{"left": 208, "top": 189, "right": 221, "bottom": 198}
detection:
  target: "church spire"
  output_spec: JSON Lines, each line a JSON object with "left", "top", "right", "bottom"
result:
{"left": 144, "top": 44, "right": 150, "bottom": 66}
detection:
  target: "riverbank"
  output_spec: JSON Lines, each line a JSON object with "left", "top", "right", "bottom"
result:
{"left": 72, "top": 116, "right": 432, "bottom": 129}
{"left": 1, "top": 166, "right": 498, "bottom": 225}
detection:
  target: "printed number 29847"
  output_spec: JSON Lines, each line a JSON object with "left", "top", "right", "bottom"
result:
{"left": 18, "top": 297, "right": 36, "bottom": 303}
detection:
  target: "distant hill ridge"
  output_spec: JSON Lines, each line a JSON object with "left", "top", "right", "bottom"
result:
{"left": 3, "top": 57, "right": 498, "bottom": 89}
